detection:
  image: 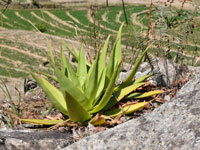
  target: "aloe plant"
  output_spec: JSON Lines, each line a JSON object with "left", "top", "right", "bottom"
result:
{"left": 21, "top": 23, "right": 163, "bottom": 125}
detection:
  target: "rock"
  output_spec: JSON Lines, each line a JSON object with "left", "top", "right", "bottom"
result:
{"left": 64, "top": 73, "right": 200, "bottom": 150}
{"left": 0, "top": 129, "right": 74, "bottom": 150}
{"left": 118, "top": 58, "right": 195, "bottom": 87}
{"left": 24, "top": 86, "right": 45, "bottom": 101}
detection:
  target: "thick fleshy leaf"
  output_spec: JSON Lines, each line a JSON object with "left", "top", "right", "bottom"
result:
{"left": 98, "top": 35, "right": 110, "bottom": 80}
{"left": 53, "top": 65, "right": 92, "bottom": 110}
{"left": 38, "top": 71, "right": 58, "bottom": 82}
{"left": 64, "top": 43, "right": 91, "bottom": 68}
{"left": 105, "top": 24, "right": 123, "bottom": 86}
{"left": 126, "top": 90, "right": 164, "bottom": 99}
{"left": 29, "top": 71, "right": 68, "bottom": 115}
{"left": 49, "top": 43, "right": 55, "bottom": 64}
{"left": 102, "top": 96, "right": 118, "bottom": 111}
{"left": 74, "top": 45, "right": 92, "bottom": 67}
{"left": 20, "top": 119, "right": 64, "bottom": 125}
{"left": 105, "top": 45, "right": 115, "bottom": 85}
{"left": 115, "top": 45, "right": 151, "bottom": 91}
{"left": 132, "top": 74, "right": 153, "bottom": 84}
{"left": 94, "top": 68, "right": 106, "bottom": 105}
{"left": 104, "top": 102, "right": 148, "bottom": 117}
{"left": 117, "top": 82, "right": 146, "bottom": 101}
{"left": 114, "top": 74, "right": 153, "bottom": 92}
{"left": 103, "top": 82, "right": 145, "bottom": 110}
{"left": 90, "top": 62, "right": 121, "bottom": 113}
{"left": 60, "top": 48, "right": 81, "bottom": 89}
{"left": 107, "top": 23, "right": 123, "bottom": 87}
{"left": 77, "top": 45, "right": 87, "bottom": 86}
{"left": 64, "top": 91, "right": 91, "bottom": 122}
{"left": 84, "top": 53, "right": 99, "bottom": 102}
{"left": 63, "top": 41, "right": 79, "bottom": 62}
{"left": 89, "top": 115, "right": 106, "bottom": 126}
{"left": 61, "top": 47, "right": 67, "bottom": 75}
{"left": 114, "top": 23, "right": 124, "bottom": 67}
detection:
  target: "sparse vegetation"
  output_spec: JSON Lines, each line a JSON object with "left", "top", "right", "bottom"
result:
{"left": 0, "top": 1, "right": 199, "bottom": 145}
{"left": 20, "top": 25, "right": 163, "bottom": 126}
{"left": 0, "top": 3, "right": 199, "bottom": 82}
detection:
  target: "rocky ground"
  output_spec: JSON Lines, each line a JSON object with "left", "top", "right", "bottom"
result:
{"left": 0, "top": 0, "right": 199, "bottom": 149}
{"left": 66, "top": 69, "right": 200, "bottom": 150}
{"left": 0, "top": 58, "right": 199, "bottom": 150}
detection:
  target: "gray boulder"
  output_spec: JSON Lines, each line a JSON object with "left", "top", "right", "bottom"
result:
{"left": 0, "top": 129, "right": 74, "bottom": 150}
{"left": 119, "top": 58, "right": 198, "bottom": 87}
{"left": 64, "top": 73, "right": 200, "bottom": 150}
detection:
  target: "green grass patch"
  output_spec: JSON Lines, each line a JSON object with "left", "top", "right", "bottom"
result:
{"left": 18, "top": 10, "right": 72, "bottom": 37}
{"left": 0, "top": 65, "right": 28, "bottom": 78}
{"left": 0, "top": 38, "right": 48, "bottom": 57}
{"left": 0, "top": 10, "right": 32, "bottom": 30}
{"left": 0, "top": 46, "right": 41, "bottom": 66}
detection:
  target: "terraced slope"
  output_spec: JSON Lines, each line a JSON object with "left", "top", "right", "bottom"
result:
{"left": 0, "top": 4, "right": 199, "bottom": 99}
{"left": 0, "top": 29, "right": 84, "bottom": 78}
{"left": 0, "top": 30, "right": 83, "bottom": 100}
{"left": 1, "top": 6, "right": 199, "bottom": 61}
{"left": 0, "top": 5, "right": 199, "bottom": 67}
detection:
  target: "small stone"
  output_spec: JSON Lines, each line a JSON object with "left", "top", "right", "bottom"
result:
{"left": 164, "top": 95, "right": 171, "bottom": 101}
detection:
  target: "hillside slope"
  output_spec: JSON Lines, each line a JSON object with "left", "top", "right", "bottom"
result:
{"left": 0, "top": 29, "right": 82, "bottom": 100}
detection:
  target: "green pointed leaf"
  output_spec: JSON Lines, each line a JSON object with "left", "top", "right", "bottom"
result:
{"left": 104, "top": 102, "right": 148, "bottom": 117}
{"left": 63, "top": 41, "right": 91, "bottom": 68}
{"left": 89, "top": 115, "right": 106, "bottom": 126}
{"left": 114, "top": 74, "right": 152, "bottom": 92}
{"left": 63, "top": 41, "right": 79, "bottom": 62}
{"left": 90, "top": 62, "right": 121, "bottom": 114}
{"left": 38, "top": 71, "right": 57, "bottom": 82}
{"left": 61, "top": 47, "right": 67, "bottom": 75}
{"left": 105, "top": 43, "right": 115, "bottom": 85}
{"left": 29, "top": 71, "right": 68, "bottom": 115}
{"left": 49, "top": 43, "right": 55, "bottom": 64}
{"left": 102, "top": 96, "right": 118, "bottom": 111}
{"left": 133, "top": 74, "right": 153, "bottom": 84}
{"left": 60, "top": 48, "right": 81, "bottom": 89}
{"left": 98, "top": 35, "right": 110, "bottom": 80}
{"left": 126, "top": 90, "right": 164, "bottom": 99}
{"left": 77, "top": 45, "right": 87, "bottom": 86}
{"left": 103, "top": 82, "right": 145, "bottom": 110}
{"left": 105, "top": 24, "right": 123, "bottom": 86}
{"left": 53, "top": 65, "right": 92, "bottom": 110}
{"left": 115, "top": 45, "right": 151, "bottom": 91}
{"left": 117, "top": 82, "right": 146, "bottom": 101}
{"left": 20, "top": 119, "right": 64, "bottom": 125}
{"left": 64, "top": 91, "right": 91, "bottom": 122}
{"left": 114, "top": 22, "right": 124, "bottom": 67}
{"left": 94, "top": 68, "right": 106, "bottom": 105}
{"left": 85, "top": 53, "right": 99, "bottom": 102}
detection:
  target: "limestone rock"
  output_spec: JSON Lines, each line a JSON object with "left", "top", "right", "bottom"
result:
{"left": 0, "top": 129, "right": 74, "bottom": 150}
{"left": 24, "top": 86, "right": 45, "bottom": 101}
{"left": 65, "top": 73, "right": 200, "bottom": 150}
{"left": 118, "top": 58, "right": 195, "bottom": 87}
